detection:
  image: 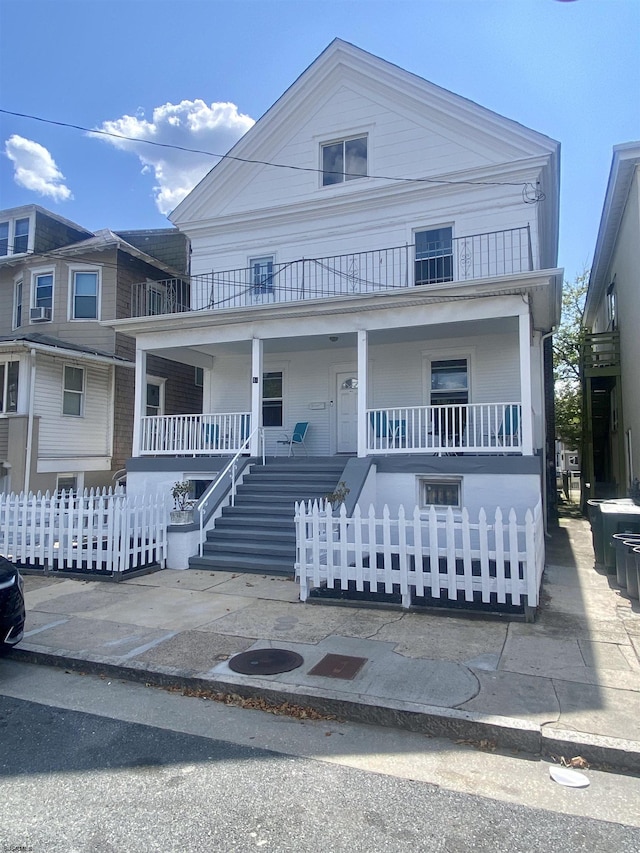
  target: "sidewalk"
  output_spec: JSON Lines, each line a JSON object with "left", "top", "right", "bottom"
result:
{"left": 8, "top": 509, "right": 640, "bottom": 772}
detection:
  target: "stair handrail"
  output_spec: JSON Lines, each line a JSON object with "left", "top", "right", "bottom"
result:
{"left": 197, "top": 427, "right": 265, "bottom": 557}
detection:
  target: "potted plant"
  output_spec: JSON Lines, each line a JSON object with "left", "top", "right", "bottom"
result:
{"left": 170, "top": 481, "right": 194, "bottom": 524}
{"left": 324, "top": 481, "right": 350, "bottom": 511}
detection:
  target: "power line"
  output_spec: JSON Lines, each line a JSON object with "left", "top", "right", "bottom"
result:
{"left": 0, "top": 108, "right": 545, "bottom": 201}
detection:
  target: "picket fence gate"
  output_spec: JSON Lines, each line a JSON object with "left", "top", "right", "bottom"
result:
{"left": 295, "top": 500, "right": 545, "bottom": 611}
{"left": 0, "top": 489, "right": 167, "bottom": 576}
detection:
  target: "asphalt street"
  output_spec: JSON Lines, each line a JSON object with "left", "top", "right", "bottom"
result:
{"left": 1, "top": 661, "right": 639, "bottom": 852}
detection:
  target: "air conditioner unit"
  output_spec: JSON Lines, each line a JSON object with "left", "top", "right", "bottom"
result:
{"left": 30, "top": 306, "right": 51, "bottom": 322}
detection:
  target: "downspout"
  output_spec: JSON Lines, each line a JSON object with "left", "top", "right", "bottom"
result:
{"left": 24, "top": 348, "right": 37, "bottom": 495}
{"left": 539, "top": 328, "right": 555, "bottom": 536}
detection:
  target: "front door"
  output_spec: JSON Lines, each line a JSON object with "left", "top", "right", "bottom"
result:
{"left": 336, "top": 372, "right": 358, "bottom": 453}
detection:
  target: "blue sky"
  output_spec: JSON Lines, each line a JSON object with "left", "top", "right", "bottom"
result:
{"left": 1, "top": 0, "right": 638, "bottom": 281}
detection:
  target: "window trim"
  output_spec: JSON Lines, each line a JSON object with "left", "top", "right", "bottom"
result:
{"left": 62, "top": 364, "right": 85, "bottom": 418}
{"left": 145, "top": 376, "right": 165, "bottom": 417}
{"left": 422, "top": 349, "right": 475, "bottom": 407}
{"left": 0, "top": 359, "right": 20, "bottom": 414}
{"left": 30, "top": 266, "right": 55, "bottom": 320}
{"left": 418, "top": 476, "right": 462, "bottom": 510}
{"left": 68, "top": 264, "right": 101, "bottom": 321}
{"left": 249, "top": 255, "right": 275, "bottom": 296}
{"left": 262, "top": 367, "right": 285, "bottom": 428}
{"left": 0, "top": 212, "right": 34, "bottom": 257}
{"left": 13, "top": 275, "right": 23, "bottom": 330}
{"left": 413, "top": 224, "right": 454, "bottom": 286}
{"left": 320, "top": 133, "right": 368, "bottom": 187}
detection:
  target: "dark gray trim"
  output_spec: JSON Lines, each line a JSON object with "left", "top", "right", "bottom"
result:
{"left": 340, "top": 456, "right": 375, "bottom": 515}
{"left": 127, "top": 456, "right": 258, "bottom": 474}
{"left": 373, "top": 455, "right": 542, "bottom": 475}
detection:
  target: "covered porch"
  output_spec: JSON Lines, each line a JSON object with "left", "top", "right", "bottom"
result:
{"left": 129, "top": 291, "right": 538, "bottom": 461}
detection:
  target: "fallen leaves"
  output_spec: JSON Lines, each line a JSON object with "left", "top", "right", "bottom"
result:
{"left": 455, "top": 737, "right": 497, "bottom": 752}
{"left": 551, "top": 754, "right": 590, "bottom": 769}
{"left": 167, "top": 684, "right": 338, "bottom": 721}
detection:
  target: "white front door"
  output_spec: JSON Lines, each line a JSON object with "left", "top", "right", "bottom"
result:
{"left": 336, "top": 372, "right": 358, "bottom": 453}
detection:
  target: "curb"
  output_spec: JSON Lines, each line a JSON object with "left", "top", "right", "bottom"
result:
{"left": 10, "top": 646, "right": 640, "bottom": 773}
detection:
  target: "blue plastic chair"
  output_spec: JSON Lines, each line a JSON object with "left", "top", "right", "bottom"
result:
{"left": 277, "top": 422, "right": 309, "bottom": 456}
{"left": 497, "top": 405, "right": 520, "bottom": 448}
{"left": 202, "top": 422, "right": 219, "bottom": 449}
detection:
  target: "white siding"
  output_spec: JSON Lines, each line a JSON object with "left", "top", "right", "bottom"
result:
{"left": 374, "top": 472, "right": 541, "bottom": 519}
{"left": 35, "top": 356, "right": 112, "bottom": 459}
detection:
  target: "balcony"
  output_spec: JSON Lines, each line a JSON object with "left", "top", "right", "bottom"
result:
{"left": 131, "top": 226, "right": 533, "bottom": 318}
{"left": 581, "top": 330, "right": 621, "bottom": 376}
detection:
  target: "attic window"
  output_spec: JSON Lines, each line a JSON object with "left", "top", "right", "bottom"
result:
{"left": 321, "top": 136, "right": 367, "bottom": 186}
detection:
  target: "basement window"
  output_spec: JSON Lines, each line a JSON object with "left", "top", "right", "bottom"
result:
{"left": 419, "top": 477, "right": 462, "bottom": 509}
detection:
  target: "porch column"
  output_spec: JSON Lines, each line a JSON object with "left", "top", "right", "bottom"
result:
{"left": 519, "top": 311, "right": 534, "bottom": 456}
{"left": 132, "top": 347, "right": 147, "bottom": 457}
{"left": 357, "top": 330, "right": 368, "bottom": 458}
{"left": 250, "top": 337, "right": 263, "bottom": 456}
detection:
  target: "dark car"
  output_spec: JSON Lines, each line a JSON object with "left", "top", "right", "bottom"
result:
{"left": 0, "top": 555, "right": 25, "bottom": 652}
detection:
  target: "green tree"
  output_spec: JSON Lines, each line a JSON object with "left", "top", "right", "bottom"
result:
{"left": 553, "top": 270, "right": 589, "bottom": 450}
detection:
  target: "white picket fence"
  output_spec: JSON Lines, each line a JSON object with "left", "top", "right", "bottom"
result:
{"left": 295, "top": 500, "right": 545, "bottom": 610}
{"left": 0, "top": 489, "right": 167, "bottom": 576}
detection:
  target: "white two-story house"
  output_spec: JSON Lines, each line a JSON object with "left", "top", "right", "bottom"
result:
{"left": 113, "top": 40, "right": 561, "bottom": 583}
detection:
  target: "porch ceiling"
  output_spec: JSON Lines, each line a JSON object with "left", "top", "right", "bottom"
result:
{"left": 148, "top": 316, "right": 518, "bottom": 361}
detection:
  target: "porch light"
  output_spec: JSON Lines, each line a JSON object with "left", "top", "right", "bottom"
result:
{"left": 329, "top": 336, "right": 339, "bottom": 342}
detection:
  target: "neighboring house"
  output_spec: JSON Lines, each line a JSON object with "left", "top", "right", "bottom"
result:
{"left": 582, "top": 143, "right": 640, "bottom": 501}
{"left": 0, "top": 205, "right": 200, "bottom": 495}
{"left": 109, "top": 40, "right": 562, "bottom": 574}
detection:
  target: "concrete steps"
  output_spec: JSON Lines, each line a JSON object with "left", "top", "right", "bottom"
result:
{"left": 188, "top": 458, "right": 346, "bottom": 575}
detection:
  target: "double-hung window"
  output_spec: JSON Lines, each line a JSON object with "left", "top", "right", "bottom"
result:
{"left": 13, "top": 279, "right": 23, "bottom": 329}
{"left": 71, "top": 269, "right": 99, "bottom": 319}
{"left": 146, "top": 379, "right": 164, "bottom": 417}
{"left": 321, "top": 135, "right": 367, "bottom": 186}
{"left": 0, "top": 361, "right": 19, "bottom": 414}
{"left": 415, "top": 227, "right": 453, "bottom": 285}
{"left": 250, "top": 256, "right": 274, "bottom": 295}
{"left": 0, "top": 216, "right": 30, "bottom": 257}
{"left": 31, "top": 271, "right": 53, "bottom": 320}
{"left": 262, "top": 371, "right": 283, "bottom": 427}
{"left": 62, "top": 366, "right": 84, "bottom": 417}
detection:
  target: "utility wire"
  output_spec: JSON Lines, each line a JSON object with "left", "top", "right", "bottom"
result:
{"left": 0, "top": 108, "right": 545, "bottom": 200}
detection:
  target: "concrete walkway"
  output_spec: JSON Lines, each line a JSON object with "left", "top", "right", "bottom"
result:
{"left": 8, "top": 510, "right": 640, "bottom": 772}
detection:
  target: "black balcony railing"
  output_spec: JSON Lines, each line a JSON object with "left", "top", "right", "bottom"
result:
{"left": 131, "top": 226, "right": 533, "bottom": 318}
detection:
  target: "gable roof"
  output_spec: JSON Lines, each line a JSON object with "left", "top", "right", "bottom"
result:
{"left": 584, "top": 142, "right": 640, "bottom": 327}
{"left": 170, "top": 38, "right": 559, "bottom": 226}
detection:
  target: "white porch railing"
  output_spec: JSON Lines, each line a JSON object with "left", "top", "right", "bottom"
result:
{"left": 0, "top": 489, "right": 167, "bottom": 575}
{"left": 295, "top": 500, "right": 544, "bottom": 610}
{"left": 366, "top": 403, "right": 522, "bottom": 453}
{"left": 140, "top": 412, "right": 251, "bottom": 455}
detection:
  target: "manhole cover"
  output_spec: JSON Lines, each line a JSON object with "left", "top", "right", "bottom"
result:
{"left": 308, "top": 654, "right": 367, "bottom": 680}
{"left": 228, "top": 648, "right": 304, "bottom": 675}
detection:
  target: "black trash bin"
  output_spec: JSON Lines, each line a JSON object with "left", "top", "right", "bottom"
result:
{"left": 600, "top": 502, "right": 640, "bottom": 573}
{"left": 611, "top": 533, "right": 640, "bottom": 588}
{"left": 626, "top": 544, "right": 640, "bottom": 599}
{"left": 633, "top": 548, "right": 640, "bottom": 601}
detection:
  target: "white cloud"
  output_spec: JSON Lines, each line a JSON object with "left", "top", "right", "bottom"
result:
{"left": 4, "top": 135, "right": 73, "bottom": 202}
{"left": 95, "top": 100, "right": 255, "bottom": 214}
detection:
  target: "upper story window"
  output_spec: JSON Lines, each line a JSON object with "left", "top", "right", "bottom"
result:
{"left": 0, "top": 361, "right": 19, "bottom": 414}
{"left": 13, "top": 278, "right": 23, "bottom": 329}
{"left": 415, "top": 227, "right": 453, "bottom": 285}
{"left": 70, "top": 268, "right": 99, "bottom": 319}
{"left": 607, "top": 281, "right": 617, "bottom": 331}
{"left": 250, "top": 256, "right": 274, "bottom": 295}
{"left": 321, "top": 135, "right": 367, "bottom": 186}
{"left": 30, "top": 270, "right": 54, "bottom": 322}
{"left": 0, "top": 215, "right": 31, "bottom": 257}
